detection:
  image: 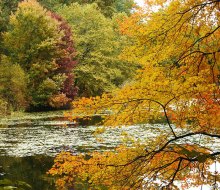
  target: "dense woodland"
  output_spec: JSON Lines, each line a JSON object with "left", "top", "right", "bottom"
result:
{"left": 0, "top": 0, "right": 136, "bottom": 113}
{"left": 1, "top": 0, "right": 220, "bottom": 189}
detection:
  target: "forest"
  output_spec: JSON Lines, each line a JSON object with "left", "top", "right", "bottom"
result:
{"left": 0, "top": 0, "right": 136, "bottom": 113}
{"left": 0, "top": 0, "right": 220, "bottom": 190}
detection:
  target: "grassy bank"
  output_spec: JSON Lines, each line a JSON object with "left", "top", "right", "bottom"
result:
{"left": 0, "top": 111, "right": 67, "bottom": 126}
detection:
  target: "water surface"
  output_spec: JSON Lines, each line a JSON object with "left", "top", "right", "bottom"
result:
{"left": 0, "top": 115, "right": 219, "bottom": 190}
{"left": 0, "top": 116, "right": 168, "bottom": 190}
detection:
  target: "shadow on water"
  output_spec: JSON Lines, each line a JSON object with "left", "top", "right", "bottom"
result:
{"left": 0, "top": 156, "right": 55, "bottom": 190}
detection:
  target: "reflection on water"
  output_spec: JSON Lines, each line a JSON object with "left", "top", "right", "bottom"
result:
{"left": 0, "top": 156, "right": 55, "bottom": 190}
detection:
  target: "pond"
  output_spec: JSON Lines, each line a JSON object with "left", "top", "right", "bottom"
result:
{"left": 0, "top": 112, "right": 219, "bottom": 189}
{"left": 0, "top": 112, "right": 170, "bottom": 190}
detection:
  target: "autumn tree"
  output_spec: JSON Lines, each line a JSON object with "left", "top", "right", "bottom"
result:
{"left": 49, "top": 12, "right": 78, "bottom": 108}
{"left": 58, "top": 3, "right": 137, "bottom": 97}
{"left": 3, "top": 0, "right": 77, "bottom": 110}
{"left": 49, "top": 0, "right": 220, "bottom": 189}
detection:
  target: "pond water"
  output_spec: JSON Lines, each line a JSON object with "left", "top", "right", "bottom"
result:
{"left": 0, "top": 123, "right": 167, "bottom": 157}
{"left": 0, "top": 113, "right": 170, "bottom": 190}
{"left": 0, "top": 113, "right": 220, "bottom": 190}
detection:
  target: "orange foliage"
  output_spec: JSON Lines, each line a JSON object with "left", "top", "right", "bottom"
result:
{"left": 49, "top": 0, "right": 220, "bottom": 189}
{"left": 49, "top": 94, "right": 70, "bottom": 108}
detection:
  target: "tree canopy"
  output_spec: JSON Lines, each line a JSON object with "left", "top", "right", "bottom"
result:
{"left": 49, "top": 0, "right": 220, "bottom": 189}
{"left": 39, "top": 0, "right": 135, "bottom": 17}
{"left": 58, "top": 3, "right": 137, "bottom": 97}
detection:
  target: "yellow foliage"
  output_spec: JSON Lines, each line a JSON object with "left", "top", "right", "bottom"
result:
{"left": 49, "top": 0, "right": 220, "bottom": 189}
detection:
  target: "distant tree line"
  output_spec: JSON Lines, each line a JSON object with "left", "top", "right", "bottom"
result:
{"left": 0, "top": 0, "right": 137, "bottom": 114}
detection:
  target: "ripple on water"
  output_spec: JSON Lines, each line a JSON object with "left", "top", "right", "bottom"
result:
{"left": 0, "top": 123, "right": 168, "bottom": 157}
{"left": 0, "top": 123, "right": 220, "bottom": 157}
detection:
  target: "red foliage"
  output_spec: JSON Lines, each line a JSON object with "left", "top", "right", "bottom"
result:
{"left": 50, "top": 12, "right": 78, "bottom": 100}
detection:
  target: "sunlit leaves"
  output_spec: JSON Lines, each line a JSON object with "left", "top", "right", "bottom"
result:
{"left": 49, "top": 145, "right": 147, "bottom": 190}
{"left": 50, "top": 0, "right": 220, "bottom": 189}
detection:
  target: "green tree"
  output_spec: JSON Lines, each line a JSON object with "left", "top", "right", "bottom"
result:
{"left": 0, "top": 56, "right": 27, "bottom": 114}
{"left": 58, "top": 3, "right": 137, "bottom": 96}
{"left": 39, "top": 0, "right": 135, "bottom": 17}
{"left": 113, "top": 0, "right": 135, "bottom": 16}
{"left": 0, "top": 0, "right": 21, "bottom": 55}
